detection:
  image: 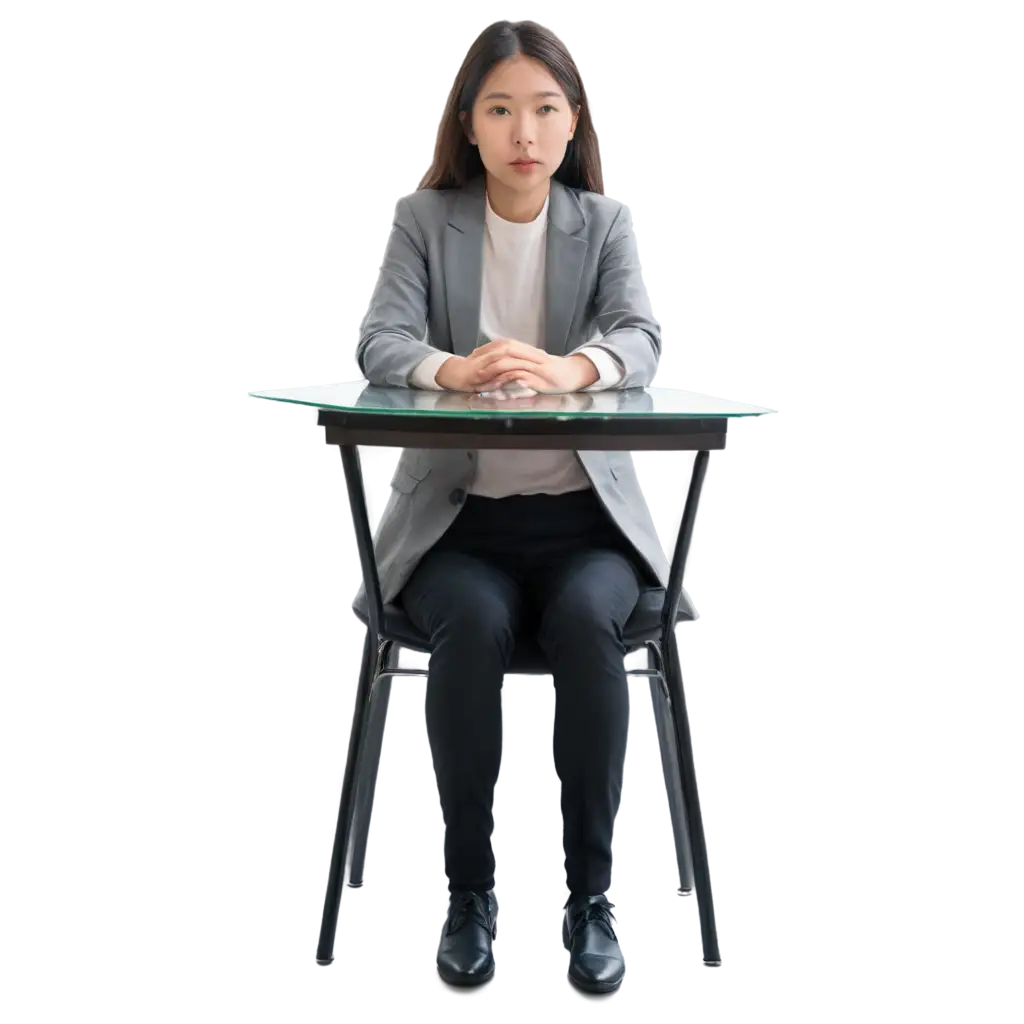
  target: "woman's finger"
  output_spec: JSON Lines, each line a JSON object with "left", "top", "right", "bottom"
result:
{"left": 474, "top": 358, "right": 537, "bottom": 384}
{"left": 474, "top": 345, "right": 547, "bottom": 369}
{"left": 504, "top": 371, "right": 546, "bottom": 394}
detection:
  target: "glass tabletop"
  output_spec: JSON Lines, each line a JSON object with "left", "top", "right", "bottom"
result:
{"left": 248, "top": 381, "right": 776, "bottom": 418}
{"left": 237, "top": 378, "right": 1024, "bottom": 425}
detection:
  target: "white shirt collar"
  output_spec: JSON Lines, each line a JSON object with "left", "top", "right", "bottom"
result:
{"left": 485, "top": 190, "right": 549, "bottom": 235}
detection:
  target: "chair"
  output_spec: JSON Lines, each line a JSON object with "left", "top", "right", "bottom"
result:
{"left": 335, "top": 593, "right": 696, "bottom": 888}
{"left": 316, "top": 448, "right": 721, "bottom": 967}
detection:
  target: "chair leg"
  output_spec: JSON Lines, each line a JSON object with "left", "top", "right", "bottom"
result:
{"left": 316, "top": 626, "right": 382, "bottom": 965}
{"left": 347, "top": 640, "right": 398, "bottom": 887}
{"left": 646, "top": 642, "right": 695, "bottom": 895}
{"left": 662, "top": 626, "right": 722, "bottom": 966}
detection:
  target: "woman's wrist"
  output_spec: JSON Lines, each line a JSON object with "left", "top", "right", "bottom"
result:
{"left": 567, "top": 353, "right": 600, "bottom": 389}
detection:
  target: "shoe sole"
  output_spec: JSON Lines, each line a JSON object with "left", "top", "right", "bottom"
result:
{"left": 434, "top": 958, "right": 493, "bottom": 991}
{"left": 569, "top": 970, "right": 622, "bottom": 995}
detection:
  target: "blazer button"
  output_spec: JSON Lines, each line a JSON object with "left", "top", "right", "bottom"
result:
{"left": 450, "top": 488, "right": 465, "bottom": 505}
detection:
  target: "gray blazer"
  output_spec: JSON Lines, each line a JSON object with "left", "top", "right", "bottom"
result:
{"left": 353, "top": 173, "right": 671, "bottom": 610}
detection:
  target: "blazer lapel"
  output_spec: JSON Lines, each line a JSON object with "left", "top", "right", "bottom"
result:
{"left": 444, "top": 176, "right": 485, "bottom": 359}
{"left": 546, "top": 178, "right": 589, "bottom": 357}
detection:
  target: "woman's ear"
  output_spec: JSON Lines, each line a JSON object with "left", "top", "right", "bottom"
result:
{"left": 459, "top": 109, "right": 476, "bottom": 146}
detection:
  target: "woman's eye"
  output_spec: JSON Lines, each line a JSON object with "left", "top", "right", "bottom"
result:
{"left": 487, "top": 105, "right": 561, "bottom": 116}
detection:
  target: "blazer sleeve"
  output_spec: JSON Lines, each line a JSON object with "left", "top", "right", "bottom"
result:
{"left": 577, "top": 345, "right": 626, "bottom": 391}
{"left": 355, "top": 195, "right": 439, "bottom": 386}
{"left": 569, "top": 202, "right": 661, "bottom": 389}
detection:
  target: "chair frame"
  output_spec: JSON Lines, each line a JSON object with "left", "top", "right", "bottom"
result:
{"left": 315, "top": 442, "right": 722, "bottom": 967}
{"left": 339, "top": 630, "right": 692, "bottom": 897}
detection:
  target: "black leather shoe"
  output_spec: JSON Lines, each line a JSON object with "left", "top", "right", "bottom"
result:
{"left": 562, "top": 893, "right": 625, "bottom": 993}
{"left": 437, "top": 889, "right": 498, "bottom": 986}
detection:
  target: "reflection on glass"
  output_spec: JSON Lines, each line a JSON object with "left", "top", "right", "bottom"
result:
{"left": 241, "top": 376, "right": 1024, "bottom": 423}
{"left": 248, "top": 381, "right": 776, "bottom": 419}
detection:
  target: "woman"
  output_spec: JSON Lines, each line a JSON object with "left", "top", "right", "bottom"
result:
{"left": 356, "top": 19, "right": 666, "bottom": 995}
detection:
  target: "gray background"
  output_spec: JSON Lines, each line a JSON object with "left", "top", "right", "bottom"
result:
{"left": 2, "top": 8, "right": 1024, "bottom": 1024}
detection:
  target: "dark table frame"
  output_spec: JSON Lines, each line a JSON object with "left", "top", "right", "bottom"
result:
{"left": 314, "top": 405, "right": 728, "bottom": 968}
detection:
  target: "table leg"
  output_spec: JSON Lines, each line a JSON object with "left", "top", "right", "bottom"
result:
{"left": 316, "top": 628, "right": 385, "bottom": 964}
{"left": 316, "top": 445, "right": 387, "bottom": 965}
{"left": 338, "top": 443, "right": 386, "bottom": 640}
{"left": 661, "top": 449, "right": 721, "bottom": 965}
{"left": 315, "top": 443, "right": 722, "bottom": 967}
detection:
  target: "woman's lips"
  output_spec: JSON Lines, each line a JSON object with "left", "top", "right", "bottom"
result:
{"left": 511, "top": 161, "right": 539, "bottom": 171}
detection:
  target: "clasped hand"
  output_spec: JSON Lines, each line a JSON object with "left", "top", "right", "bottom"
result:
{"left": 436, "top": 337, "right": 596, "bottom": 394}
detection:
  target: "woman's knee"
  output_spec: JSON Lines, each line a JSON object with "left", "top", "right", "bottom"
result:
{"left": 421, "top": 577, "right": 524, "bottom": 655}
{"left": 431, "top": 594, "right": 520, "bottom": 652}
{"left": 403, "top": 554, "right": 523, "bottom": 650}
{"left": 536, "top": 587, "right": 633, "bottom": 657}
{"left": 543, "top": 555, "right": 639, "bottom": 630}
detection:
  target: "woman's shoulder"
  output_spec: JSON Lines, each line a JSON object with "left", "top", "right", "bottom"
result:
{"left": 575, "top": 187, "right": 627, "bottom": 222}
{"left": 393, "top": 186, "right": 450, "bottom": 227}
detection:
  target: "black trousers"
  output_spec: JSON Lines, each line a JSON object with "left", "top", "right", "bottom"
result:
{"left": 398, "top": 486, "right": 646, "bottom": 897}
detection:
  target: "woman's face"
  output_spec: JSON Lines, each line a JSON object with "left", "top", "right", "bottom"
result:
{"left": 460, "top": 55, "right": 579, "bottom": 195}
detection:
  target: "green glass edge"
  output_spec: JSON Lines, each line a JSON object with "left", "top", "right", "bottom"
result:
{"left": 247, "top": 392, "right": 776, "bottom": 417}
{"left": 251, "top": 391, "right": 1024, "bottom": 423}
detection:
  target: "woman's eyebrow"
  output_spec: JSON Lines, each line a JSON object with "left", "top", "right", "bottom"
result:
{"left": 482, "top": 91, "right": 562, "bottom": 100}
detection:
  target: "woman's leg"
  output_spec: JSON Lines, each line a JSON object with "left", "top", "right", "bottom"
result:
{"left": 529, "top": 544, "right": 643, "bottom": 898}
{"left": 399, "top": 548, "right": 530, "bottom": 894}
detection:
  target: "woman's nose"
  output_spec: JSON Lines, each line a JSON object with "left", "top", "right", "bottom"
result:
{"left": 513, "top": 119, "right": 537, "bottom": 145}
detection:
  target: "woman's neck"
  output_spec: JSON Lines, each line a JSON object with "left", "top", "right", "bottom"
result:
{"left": 484, "top": 173, "right": 550, "bottom": 223}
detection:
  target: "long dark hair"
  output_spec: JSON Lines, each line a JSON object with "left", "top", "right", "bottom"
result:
{"left": 416, "top": 20, "right": 604, "bottom": 195}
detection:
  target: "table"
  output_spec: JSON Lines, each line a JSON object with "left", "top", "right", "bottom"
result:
{"left": 249, "top": 380, "right": 776, "bottom": 968}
